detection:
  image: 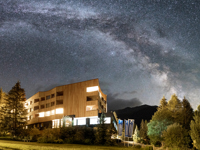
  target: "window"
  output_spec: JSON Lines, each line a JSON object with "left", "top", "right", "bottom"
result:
{"left": 35, "top": 114, "right": 39, "bottom": 118}
{"left": 86, "top": 105, "right": 97, "bottom": 111}
{"left": 41, "top": 105, "right": 45, "bottom": 109}
{"left": 46, "top": 103, "right": 51, "bottom": 108}
{"left": 51, "top": 110, "right": 55, "bottom": 115}
{"left": 41, "top": 97, "right": 45, "bottom": 101}
{"left": 39, "top": 112, "right": 44, "bottom": 117}
{"left": 46, "top": 95, "right": 50, "bottom": 100}
{"left": 51, "top": 94, "right": 55, "bottom": 98}
{"left": 56, "top": 100, "right": 63, "bottom": 105}
{"left": 57, "top": 91, "right": 63, "bottom": 96}
{"left": 34, "top": 106, "right": 39, "bottom": 111}
{"left": 51, "top": 102, "right": 55, "bottom": 106}
{"left": 46, "top": 111, "right": 50, "bottom": 116}
{"left": 30, "top": 101, "right": 32, "bottom": 105}
{"left": 56, "top": 108, "right": 63, "bottom": 114}
{"left": 34, "top": 99, "right": 39, "bottom": 103}
{"left": 86, "top": 86, "right": 98, "bottom": 92}
{"left": 30, "top": 108, "right": 33, "bottom": 112}
{"left": 30, "top": 115, "right": 33, "bottom": 119}
{"left": 27, "top": 116, "right": 30, "bottom": 121}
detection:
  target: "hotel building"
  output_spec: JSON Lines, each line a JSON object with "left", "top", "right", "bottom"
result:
{"left": 26, "top": 79, "right": 109, "bottom": 128}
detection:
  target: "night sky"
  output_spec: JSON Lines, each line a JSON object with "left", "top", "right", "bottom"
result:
{"left": 1, "top": 0, "right": 200, "bottom": 110}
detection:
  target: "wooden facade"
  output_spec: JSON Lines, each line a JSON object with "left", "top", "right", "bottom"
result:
{"left": 26, "top": 79, "right": 107, "bottom": 126}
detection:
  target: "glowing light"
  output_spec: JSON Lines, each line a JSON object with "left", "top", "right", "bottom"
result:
{"left": 46, "top": 111, "right": 50, "bottom": 116}
{"left": 86, "top": 86, "right": 99, "bottom": 92}
{"left": 39, "top": 112, "right": 44, "bottom": 117}
{"left": 51, "top": 110, "right": 55, "bottom": 115}
{"left": 105, "top": 117, "right": 111, "bottom": 124}
{"left": 77, "top": 119, "right": 86, "bottom": 125}
{"left": 56, "top": 108, "right": 63, "bottom": 114}
{"left": 90, "top": 118, "right": 98, "bottom": 124}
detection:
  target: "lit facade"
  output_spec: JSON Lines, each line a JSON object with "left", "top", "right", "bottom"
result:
{"left": 26, "top": 79, "right": 107, "bottom": 128}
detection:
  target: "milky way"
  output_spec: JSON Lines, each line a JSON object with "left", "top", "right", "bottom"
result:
{"left": 0, "top": 0, "right": 200, "bottom": 110}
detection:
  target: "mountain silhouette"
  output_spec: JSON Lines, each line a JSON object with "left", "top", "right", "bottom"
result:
{"left": 113, "top": 104, "right": 158, "bottom": 128}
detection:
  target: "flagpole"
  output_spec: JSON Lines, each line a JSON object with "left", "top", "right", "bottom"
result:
{"left": 124, "top": 119, "right": 125, "bottom": 147}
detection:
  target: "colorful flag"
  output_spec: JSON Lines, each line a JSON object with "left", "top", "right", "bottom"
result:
{"left": 128, "top": 119, "right": 134, "bottom": 137}
{"left": 124, "top": 119, "right": 129, "bottom": 137}
{"left": 118, "top": 119, "right": 123, "bottom": 136}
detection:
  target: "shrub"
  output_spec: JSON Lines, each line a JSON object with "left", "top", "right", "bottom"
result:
{"left": 29, "top": 127, "right": 41, "bottom": 142}
{"left": 144, "top": 146, "right": 153, "bottom": 150}
{"left": 54, "top": 139, "right": 64, "bottom": 144}
{"left": 162, "top": 123, "right": 190, "bottom": 149}
{"left": 84, "top": 139, "right": 92, "bottom": 145}
{"left": 134, "top": 145, "right": 141, "bottom": 149}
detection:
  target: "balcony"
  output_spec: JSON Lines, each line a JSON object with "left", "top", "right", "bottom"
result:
{"left": 86, "top": 110, "right": 98, "bottom": 117}
{"left": 86, "top": 100, "right": 98, "bottom": 106}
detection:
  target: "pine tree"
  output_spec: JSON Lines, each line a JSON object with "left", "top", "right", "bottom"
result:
{"left": 4, "top": 81, "right": 27, "bottom": 137}
{"left": 158, "top": 96, "right": 167, "bottom": 110}
{"left": 133, "top": 125, "right": 140, "bottom": 143}
{"left": 140, "top": 120, "right": 149, "bottom": 144}
{"left": 190, "top": 105, "right": 200, "bottom": 149}
{"left": 181, "top": 97, "right": 193, "bottom": 130}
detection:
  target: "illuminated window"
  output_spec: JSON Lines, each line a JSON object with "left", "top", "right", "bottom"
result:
{"left": 52, "top": 119, "right": 60, "bottom": 128}
{"left": 104, "top": 117, "right": 111, "bottom": 124}
{"left": 51, "top": 110, "right": 55, "bottom": 115}
{"left": 27, "top": 109, "right": 30, "bottom": 113}
{"left": 30, "top": 108, "right": 33, "bottom": 112}
{"left": 27, "top": 116, "right": 30, "bottom": 120}
{"left": 86, "top": 86, "right": 99, "bottom": 92}
{"left": 77, "top": 119, "right": 86, "bottom": 125}
{"left": 56, "top": 108, "right": 63, "bottom": 114}
{"left": 86, "top": 105, "right": 97, "bottom": 111}
{"left": 90, "top": 118, "right": 98, "bottom": 125}
{"left": 46, "top": 111, "right": 50, "bottom": 116}
{"left": 39, "top": 112, "right": 44, "bottom": 117}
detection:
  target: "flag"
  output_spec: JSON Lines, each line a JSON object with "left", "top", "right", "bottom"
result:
{"left": 128, "top": 119, "right": 134, "bottom": 137}
{"left": 124, "top": 119, "right": 129, "bottom": 137}
{"left": 118, "top": 119, "right": 123, "bottom": 136}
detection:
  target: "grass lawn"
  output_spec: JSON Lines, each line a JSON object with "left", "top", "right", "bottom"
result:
{"left": 0, "top": 140, "right": 142, "bottom": 150}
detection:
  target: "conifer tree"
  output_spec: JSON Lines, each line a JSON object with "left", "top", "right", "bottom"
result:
{"left": 167, "top": 94, "right": 182, "bottom": 123}
{"left": 133, "top": 125, "right": 140, "bottom": 143}
{"left": 158, "top": 96, "right": 167, "bottom": 110}
{"left": 181, "top": 97, "right": 193, "bottom": 130}
{"left": 4, "top": 81, "right": 27, "bottom": 137}
{"left": 190, "top": 105, "right": 200, "bottom": 149}
{"left": 140, "top": 120, "right": 149, "bottom": 144}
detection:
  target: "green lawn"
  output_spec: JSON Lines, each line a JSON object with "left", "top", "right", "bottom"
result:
{"left": 0, "top": 140, "right": 142, "bottom": 150}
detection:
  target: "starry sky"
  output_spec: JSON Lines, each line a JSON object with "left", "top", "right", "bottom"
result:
{"left": 0, "top": 0, "right": 200, "bottom": 110}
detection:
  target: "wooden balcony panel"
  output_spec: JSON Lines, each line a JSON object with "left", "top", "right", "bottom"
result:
{"left": 86, "top": 91, "right": 99, "bottom": 96}
{"left": 86, "top": 100, "right": 98, "bottom": 105}
{"left": 86, "top": 110, "right": 98, "bottom": 117}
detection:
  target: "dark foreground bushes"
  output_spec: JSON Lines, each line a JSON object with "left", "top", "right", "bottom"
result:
{"left": 26, "top": 125, "right": 117, "bottom": 145}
